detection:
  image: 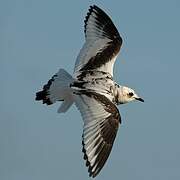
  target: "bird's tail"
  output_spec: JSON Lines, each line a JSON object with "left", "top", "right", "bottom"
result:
{"left": 36, "top": 69, "right": 74, "bottom": 113}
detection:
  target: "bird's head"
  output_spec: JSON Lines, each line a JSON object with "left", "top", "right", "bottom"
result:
{"left": 118, "top": 86, "right": 144, "bottom": 104}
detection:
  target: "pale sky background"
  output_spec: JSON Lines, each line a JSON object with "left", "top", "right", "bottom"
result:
{"left": 1, "top": 0, "right": 180, "bottom": 180}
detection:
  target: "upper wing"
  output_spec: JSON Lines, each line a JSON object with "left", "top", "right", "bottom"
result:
{"left": 73, "top": 5, "right": 123, "bottom": 78}
{"left": 74, "top": 91, "right": 121, "bottom": 177}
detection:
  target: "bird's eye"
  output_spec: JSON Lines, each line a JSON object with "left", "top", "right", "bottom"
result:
{"left": 128, "top": 92, "right": 134, "bottom": 97}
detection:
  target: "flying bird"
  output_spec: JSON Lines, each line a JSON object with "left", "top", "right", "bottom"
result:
{"left": 36, "top": 5, "right": 144, "bottom": 178}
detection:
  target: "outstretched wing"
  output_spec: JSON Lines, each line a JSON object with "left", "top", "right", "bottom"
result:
{"left": 74, "top": 5, "right": 123, "bottom": 78}
{"left": 74, "top": 91, "right": 121, "bottom": 177}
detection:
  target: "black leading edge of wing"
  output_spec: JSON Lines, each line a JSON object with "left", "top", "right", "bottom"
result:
{"left": 80, "top": 5, "right": 123, "bottom": 72}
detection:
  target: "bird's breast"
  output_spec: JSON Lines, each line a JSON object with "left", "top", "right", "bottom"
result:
{"left": 71, "top": 71, "right": 116, "bottom": 102}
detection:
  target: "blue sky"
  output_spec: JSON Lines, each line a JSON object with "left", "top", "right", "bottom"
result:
{"left": 1, "top": 0, "right": 180, "bottom": 179}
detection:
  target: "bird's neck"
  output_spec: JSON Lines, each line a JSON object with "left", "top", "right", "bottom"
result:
{"left": 113, "top": 85, "right": 129, "bottom": 104}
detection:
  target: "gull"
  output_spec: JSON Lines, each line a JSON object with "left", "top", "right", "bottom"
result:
{"left": 36, "top": 5, "right": 144, "bottom": 178}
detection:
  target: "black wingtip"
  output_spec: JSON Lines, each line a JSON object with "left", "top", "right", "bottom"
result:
{"left": 84, "top": 4, "right": 122, "bottom": 44}
{"left": 82, "top": 135, "right": 101, "bottom": 178}
{"left": 84, "top": 5, "right": 100, "bottom": 35}
{"left": 84, "top": 5, "right": 93, "bottom": 35}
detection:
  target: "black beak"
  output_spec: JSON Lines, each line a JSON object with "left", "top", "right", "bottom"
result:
{"left": 135, "top": 97, "right": 144, "bottom": 102}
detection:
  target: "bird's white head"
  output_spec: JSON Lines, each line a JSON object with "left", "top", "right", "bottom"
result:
{"left": 117, "top": 86, "right": 144, "bottom": 104}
